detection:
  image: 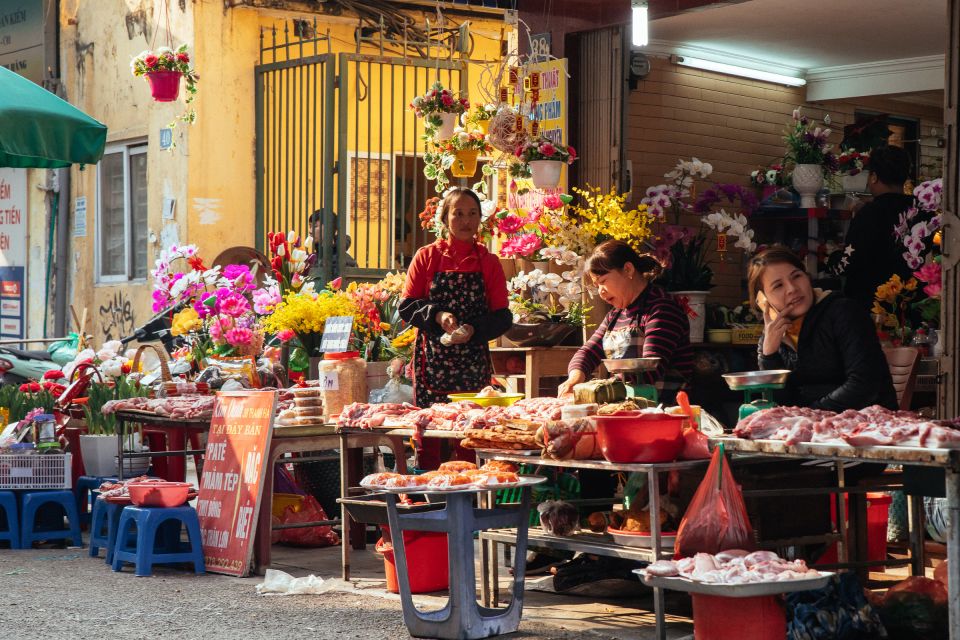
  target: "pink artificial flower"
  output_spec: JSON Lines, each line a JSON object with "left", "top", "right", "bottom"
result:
{"left": 538, "top": 142, "right": 557, "bottom": 157}
{"left": 224, "top": 264, "right": 254, "bottom": 290}
{"left": 329, "top": 277, "right": 342, "bottom": 291}
{"left": 542, "top": 194, "right": 563, "bottom": 210}
{"left": 225, "top": 327, "right": 254, "bottom": 347}
{"left": 176, "top": 52, "right": 189, "bottom": 63}
{"left": 441, "top": 94, "right": 454, "bottom": 107}
{"left": 208, "top": 317, "right": 234, "bottom": 341}
{"left": 277, "top": 329, "right": 296, "bottom": 342}
{"left": 218, "top": 291, "right": 250, "bottom": 318}
{"left": 499, "top": 233, "right": 543, "bottom": 258}
{"left": 914, "top": 261, "right": 941, "bottom": 288}
{"left": 252, "top": 284, "right": 281, "bottom": 314}
{"left": 497, "top": 213, "right": 526, "bottom": 235}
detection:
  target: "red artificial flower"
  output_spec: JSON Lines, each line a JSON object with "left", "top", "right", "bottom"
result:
{"left": 144, "top": 54, "right": 158, "bottom": 68}
{"left": 329, "top": 277, "right": 342, "bottom": 291}
{"left": 121, "top": 362, "right": 132, "bottom": 374}
{"left": 18, "top": 383, "right": 29, "bottom": 392}
{"left": 43, "top": 369, "right": 65, "bottom": 380}
{"left": 187, "top": 255, "right": 206, "bottom": 271}
{"left": 567, "top": 146, "right": 577, "bottom": 160}
{"left": 271, "top": 256, "right": 283, "bottom": 273}
{"left": 176, "top": 52, "right": 190, "bottom": 63}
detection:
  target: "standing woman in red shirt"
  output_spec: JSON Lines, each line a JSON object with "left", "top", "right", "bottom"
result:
{"left": 399, "top": 187, "right": 512, "bottom": 409}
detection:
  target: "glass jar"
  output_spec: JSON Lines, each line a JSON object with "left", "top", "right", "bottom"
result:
{"left": 911, "top": 329, "right": 932, "bottom": 357}
{"left": 318, "top": 351, "right": 368, "bottom": 419}
{"left": 33, "top": 413, "right": 58, "bottom": 451}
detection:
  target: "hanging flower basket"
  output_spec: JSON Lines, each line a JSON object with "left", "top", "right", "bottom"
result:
{"left": 450, "top": 149, "right": 479, "bottom": 178}
{"left": 529, "top": 160, "right": 563, "bottom": 189}
{"left": 145, "top": 70, "right": 182, "bottom": 102}
{"left": 435, "top": 112, "right": 459, "bottom": 141}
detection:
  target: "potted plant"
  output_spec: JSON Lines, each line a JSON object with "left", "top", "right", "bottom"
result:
{"left": 783, "top": 107, "right": 839, "bottom": 207}
{"left": 130, "top": 45, "right": 199, "bottom": 132}
{"left": 837, "top": 150, "right": 871, "bottom": 193}
{"left": 79, "top": 378, "right": 149, "bottom": 477}
{"left": 749, "top": 162, "right": 789, "bottom": 202}
{"left": 515, "top": 136, "right": 577, "bottom": 189}
{"left": 466, "top": 103, "right": 499, "bottom": 134}
{"left": 409, "top": 81, "right": 469, "bottom": 141}
{"left": 422, "top": 129, "right": 494, "bottom": 191}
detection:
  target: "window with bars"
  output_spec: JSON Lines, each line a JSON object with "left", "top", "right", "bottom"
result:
{"left": 97, "top": 142, "right": 148, "bottom": 282}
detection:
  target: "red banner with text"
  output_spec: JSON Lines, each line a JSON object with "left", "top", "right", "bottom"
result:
{"left": 197, "top": 391, "right": 276, "bottom": 577}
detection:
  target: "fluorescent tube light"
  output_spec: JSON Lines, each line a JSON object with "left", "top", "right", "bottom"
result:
{"left": 632, "top": 1, "right": 648, "bottom": 47}
{"left": 676, "top": 55, "right": 806, "bottom": 87}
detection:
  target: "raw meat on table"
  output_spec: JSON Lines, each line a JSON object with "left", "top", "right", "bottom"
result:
{"left": 647, "top": 549, "right": 821, "bottom": 585}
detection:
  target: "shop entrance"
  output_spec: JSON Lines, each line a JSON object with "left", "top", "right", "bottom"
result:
{"left": 254, "top": 24, "right": 468, "bottom": 284}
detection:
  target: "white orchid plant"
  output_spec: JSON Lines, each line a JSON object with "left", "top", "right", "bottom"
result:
{"left": 642, "top": 157, "right": 714, "bottom": 223}
{"left": 507, "top": 247, "right": 593, "bottom": 327}
{"left": 702, "top": 210, "right": 758, "bottom": 253}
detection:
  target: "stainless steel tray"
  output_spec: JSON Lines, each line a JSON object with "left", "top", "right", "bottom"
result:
{"left": 636, "top": 569, "right": 832, "bottom": 597}
{"left": 603, "top": 357, "right": 661, "bottom": 373}
{"left": 722, "top": 369, "right": 791, "bottom": 390}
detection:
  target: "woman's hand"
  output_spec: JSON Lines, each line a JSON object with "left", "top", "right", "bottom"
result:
{"left": 435, "top": 311, "right": 459, "bottom": 334}
{"left": 761, "top": 300, "right": 794, "bottom": 356}
{"left": 557, "top": 370, "right": 586, "bottom": 398}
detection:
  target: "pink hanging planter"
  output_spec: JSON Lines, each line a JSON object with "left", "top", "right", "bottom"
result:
{"left": 145, "top": 71, "right": 182, "bottom": 102}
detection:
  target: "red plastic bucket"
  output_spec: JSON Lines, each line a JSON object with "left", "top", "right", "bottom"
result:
{"left": 692, "top": 594, "right": 785, "bottom": 640}
{"left": 145, "top": 71, "right": 182, "bottom": 102}
{"left": 377, "top": 525, "right": 449, "bottom": 594}
{"left": 819, "top": 492, "right": 891, "bottom": 564}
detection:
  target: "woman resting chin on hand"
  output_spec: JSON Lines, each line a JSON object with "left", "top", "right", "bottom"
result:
{"left": 749, "top": 245, "right": 897, "bottom": 411}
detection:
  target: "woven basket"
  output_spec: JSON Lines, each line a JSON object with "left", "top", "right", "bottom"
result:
{"left": 131, "top": 344, "right": 172, "bottom": 382}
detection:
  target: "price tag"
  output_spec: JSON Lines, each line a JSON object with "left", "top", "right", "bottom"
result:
{"left": 318, "top": 370, "right": 340, "bottom": 391}
{"left": 320, "top": 316, "right": 354, "bottom": 353}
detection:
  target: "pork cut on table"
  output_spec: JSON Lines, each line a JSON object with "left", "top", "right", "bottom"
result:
{"left": 101, "top": 395, "right": 216, "bottom": 420}
{"left": 335, "top": 397, "right": 570, "bottom": 432}
{"left": 649, "top": 549, "right": 821, "bottom": 585}
{"left": 733, "top": 404, "right": 960, "bottom": 450}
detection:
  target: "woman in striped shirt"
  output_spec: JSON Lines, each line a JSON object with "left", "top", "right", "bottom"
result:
{"left": 558, "top": 240, "right": 694, "bottom": 403}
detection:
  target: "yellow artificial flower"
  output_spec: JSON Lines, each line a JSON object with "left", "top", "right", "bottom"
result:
{"left": 391, "top": 327, "right": 417, "bottom": 348}
{"left": 904, "top": 278, "right": 918, "bottom": 292}
{"left": 170, "top": 307, "right": 202, "bottom": 337}
{"left": 262, "top": 290, "right": 360, "bottom": 336}
{"left": 569, "top": 185, "right": 656, "bottom": 255}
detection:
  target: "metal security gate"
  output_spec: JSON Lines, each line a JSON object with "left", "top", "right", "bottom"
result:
{"left": 255, "top": 25, "right": 467, "bottom": 284}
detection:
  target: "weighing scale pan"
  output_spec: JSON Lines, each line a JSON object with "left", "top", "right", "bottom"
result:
{"left": 722, "top": 369, "right": 791, "bottom": 390}
{"left": 603, "top": 357, "right": 661, "bottom": 373}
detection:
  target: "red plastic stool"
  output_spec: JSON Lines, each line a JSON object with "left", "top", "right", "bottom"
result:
{"left": 691, "top": 594, "right": 785, "bottom": 640}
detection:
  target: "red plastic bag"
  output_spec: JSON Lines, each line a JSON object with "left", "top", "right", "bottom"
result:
{"left": 679, "top": 426, "right": 711, "bottom": 460}
{"left": 279, "top": 495, "right": 340, "bottom": 547}
{"left": 674, "top": 444, "right": 755, "bottom": 557}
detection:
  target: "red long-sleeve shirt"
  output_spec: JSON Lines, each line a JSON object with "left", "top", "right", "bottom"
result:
{"left": 402, "top": 237, "right": 509, "bottom": 311}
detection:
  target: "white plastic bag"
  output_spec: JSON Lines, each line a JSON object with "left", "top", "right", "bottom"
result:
{"left": 256, "top": 569, "right": 341, "bottom": 596}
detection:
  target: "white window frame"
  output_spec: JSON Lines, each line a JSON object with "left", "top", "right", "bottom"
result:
{"left": 95, "top": 141, "right": 148, "bottom": 283}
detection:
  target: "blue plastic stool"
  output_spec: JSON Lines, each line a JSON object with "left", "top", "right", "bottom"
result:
{"left": 20, "top": 490, "right": 83, "bottom": 548}
{"left": 0, "top": 491, "right": 19, "bottom": 549}
{"left": 75, "top": 475, "right": 116, "bottom": 527}
{"left": 112, "top": 505, "right": 205, "bottom": 577}
{"left": 88, "top": 499, "right": 125, "bottom": 563}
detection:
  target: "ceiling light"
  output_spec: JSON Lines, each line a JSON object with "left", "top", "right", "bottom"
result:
{"left": 676, "top": 55, "right": 806, "bottom": 87}
{"left": 632, "top": 1, "right": 648, "bottom": 47}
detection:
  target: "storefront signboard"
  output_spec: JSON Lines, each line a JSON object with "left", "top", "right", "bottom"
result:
{"left": 197, "top": 391, "right": 277, "bottom": 577}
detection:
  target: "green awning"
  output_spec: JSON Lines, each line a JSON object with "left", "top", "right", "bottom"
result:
{"left": 0, "top": 66, "right": 107, "bottom": 169}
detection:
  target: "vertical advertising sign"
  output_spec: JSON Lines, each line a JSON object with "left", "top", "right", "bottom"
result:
{"left": 197, "top": 391, "right": 276, "bottom": 577}
{"left": 0, "top": 168, "right": 27, "bottom": 339}
{"left": 508, "top": 58, "right": 569, "bottom": 211}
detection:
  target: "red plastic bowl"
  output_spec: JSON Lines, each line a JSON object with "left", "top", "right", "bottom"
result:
{"left": 593, "top": 411, "right": 685, "bottom": 463}
{"left": 127, "top": 481, "right": 193, "bottom": 507}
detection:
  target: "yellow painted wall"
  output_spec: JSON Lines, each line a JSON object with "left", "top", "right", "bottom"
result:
{"left": 61, "top": 0, "right": 510, "bottom": 342}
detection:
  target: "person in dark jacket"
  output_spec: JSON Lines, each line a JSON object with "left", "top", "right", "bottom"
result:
{"left": 750, "top": 246, "right": 897, "bottom": 411}
{"left": 842, "top": 145, "right": 916, "bottom": 311}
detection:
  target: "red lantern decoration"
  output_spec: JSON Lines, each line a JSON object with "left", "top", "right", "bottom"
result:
{"left": 717, "top": 232, "right": 728, "bottom": 261}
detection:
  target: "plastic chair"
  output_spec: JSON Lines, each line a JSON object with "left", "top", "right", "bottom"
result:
{"left": 76, "top": 475, "right": 117, "bottom": 527}
{"left": 0, "top": 491, "right": 20, "bottom": 549}
{"left": 88, "top": 499, "right": 125, "bottom": 563}
{"left": 883, "top": 346, "right": 921, "bottom": 410}
{"left": 20, "top": 490, "right": 83, "bottom": 548}
{"left": 111, "top": 505, "right": 205, "bottom": 577}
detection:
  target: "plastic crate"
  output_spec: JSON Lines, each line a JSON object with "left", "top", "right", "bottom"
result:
{"left": 0, "top": 453, "right": 72, "bottom": 489}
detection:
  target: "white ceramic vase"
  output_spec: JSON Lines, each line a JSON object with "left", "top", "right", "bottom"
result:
{"left": 842, "top": 172, "right": 869, "bottom": 193}
{"left": 672, "top": 290, "right": 709, "bottom": 344}
{"left": 529, "top": 160, "right": 563, "bottom": 189}
{"left": 435, "top": 112, "right": 458, "bottom": 140}
{"left": 792, "top": 163, "right": 824, "bottom": 208}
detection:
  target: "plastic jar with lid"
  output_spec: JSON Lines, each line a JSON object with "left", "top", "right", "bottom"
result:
{"left": 317, "top": 351, "right": 368, "bottom": 418}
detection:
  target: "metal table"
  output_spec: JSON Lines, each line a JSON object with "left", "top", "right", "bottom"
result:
{"left": 473, "top": 451, "right": 709, "bottom": 640}
{"left": 114, "top": 411, "right": 211, "bottom": 481}
{"left": 711, "top": 436, "right": 960, "bottom": 640}
{"left": 336, "top": 426, "right": 466, "bottom": 580}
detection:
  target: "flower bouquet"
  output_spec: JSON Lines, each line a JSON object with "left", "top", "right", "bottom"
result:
{"left": 130, "top": 44, "right": 198, "bottom": 132}
{"left": 266, "top": 230, "right": 316, "bottom": 294}
{"left": 837, "top": 149, "right": 871, "bottom": 192}
{"left": 409, "top": 81, "right": 469, "bottom": 140}
{"left": 514, "top": 136, "right": 577, "bottom": 189}
{"left": 872, "top": 275, "right": 920, "bottom": 345}
{"left": 749, "top": 163, "right": 788, "bottom": 188}
{"left": 784, "top": 107, "right": 839, "bottom": 207}
{"left": 891, "top": 178, "right": 944, "bottom": 332}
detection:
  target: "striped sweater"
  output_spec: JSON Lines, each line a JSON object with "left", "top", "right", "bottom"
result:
{"left": 568, "top": 285, "right": 693, "bottom": 384}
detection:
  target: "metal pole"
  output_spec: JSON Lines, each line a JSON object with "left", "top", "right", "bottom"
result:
{"left": 947, "top": 468, "right": 960, "bottom": 640}
{"left": 54, "top": 168, "right": 70, "bottom": 336}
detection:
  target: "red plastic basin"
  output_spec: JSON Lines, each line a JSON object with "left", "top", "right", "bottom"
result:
{"left": 593, "top": 411, "right": 685, "bottom": 463}
{"left": 127, "top": 481, "right": 192, "bottom": 507}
